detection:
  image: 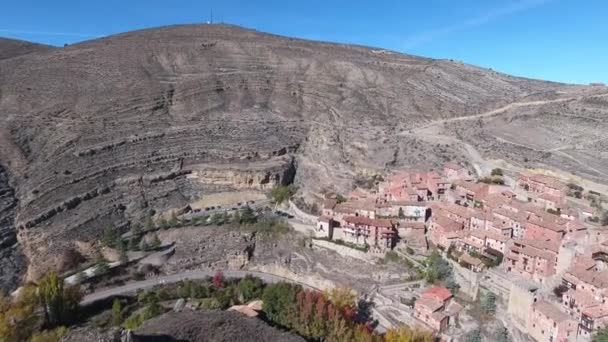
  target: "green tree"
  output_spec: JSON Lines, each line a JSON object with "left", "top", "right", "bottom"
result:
{"left": 424, "top": 251, "right": 452, "bottom": 283}
{"left": 465, "top": 328, "right": 482, "bottom": 342}
{"left": 150, "top": 233, "right": 161, "bottom": 249}
{"left": 445, "top": 276, "right": 460, "bottom": 294}
{"left": 168, "top": 211, "right": 179, "bottom": 227}
{"left": 269, "top": 185, "right": 297, "bottom": 205}
{"left": 102, "top": 226, "right": 118, "bottom": 248}
{"left": 210, "top": 213, "right": 224, "bottom": 225}
{"left": 119, "top": 241, "right": 128, "bottom": 264}
{"left": 335, "top": 194, "right": 347, "bottom": 204}
{"left": 111, "top": 299, "right": 123, "bottom": 326}
{"left": 398, "top": 207, "right": 405, "bottom": 219}
{"left": 593, "top": 328, "right": 608, "bottom": 342}
{"left": 238, "top": 276, "right": 265, "bottom": 302}
{"left": 95, "top": 262, "right": 110, "bottom": 276}
{"left": 239, "top": 206, "right": 257, "bottom": 225}
{"left": 128, "top": 237, "right": 139, "bottom": 251}
{"left": 262, "top": 282, "right": 301, "bottom": 327}
{"left": 131, "top": 222, "right": 142, "bottom": 236}
{"left": 481, "top": 292, "right": 497, "bottom": 315}
{"left": 38, "top": 272, "right": 82, "bottom": 327}
{"left": 495, "top": 325, "right": 509, "bottom": 342}
{"left": 491, "top": 168, "right": 504, "bottom": 176}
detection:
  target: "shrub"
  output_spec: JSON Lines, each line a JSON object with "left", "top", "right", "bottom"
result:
{"left": 123, "top": 302, "right": 164, "bottom": 329}
{"left": 38, "top": 272, "right": 82, "bottom": 327}
{"left": 269, "top": 185, "right": 297, "bottom": 204}
{"left": 238, "top": 276, "right": 265, "bottom": 302}
{"left": 29, "top": 327, "right": 68, "bottom": 342}
{"left": 199, "top": 298, "right": 221, "bottom": 310}
{"left": 491, "top": 168, "right": 503, "bottom": 176}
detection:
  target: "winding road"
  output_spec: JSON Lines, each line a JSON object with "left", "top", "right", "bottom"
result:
{"left": 81, "top": 269, "right": 320, "bottom": 305}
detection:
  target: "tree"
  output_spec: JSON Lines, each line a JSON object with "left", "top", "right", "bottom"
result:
{"left": 593, "top": 328, "right": 608, "bottom": 342}
{"left": 481, "top": 292, "right": 497, "bottom": 315}
{"left": 238, "top": 276, "right": 265, "bottom": 302}
{"left": 336, "top": 194, "right": 347, "bottom": 204}
{"left": 150, "top": 233, "right": 161, "bottom": 249}
{"left": 495, "top": 325, "right": 509, "bottom": 342}
{"left": 128, "top": 237, "right": 139, "bottom": 251}
{"left": 239, "top": 206, "right": 257, "bottom": 224}
{"left": 131, "top": 222, "right": 142, "bottom": 236}
{"left": 491, "top": 168, "right": 503, "bottom": 176}
{"left": 553, "top": 284, "right": 568, "bottom": 298}
{"left": 324, "top": 287, "right": 357, "bottom": 311}
{"left": 95, "top": 261, "right": 110, "bottom": 276}
{"left": 385, "top": 326, "right": 434, "bottom": 342}
{"left": 269, "top": 185, "right": 297, "bottom": 205}
{"left": 262, "top": 282, "right": 301, "bottom": 328}
{"left": 465, "top": 328, "right": 482, "bottom": 342}
{"left": 398, "top": 207, "right": 405, "bottom": 219}
{"left": 102, "top": 226, "right": 119, "bottom": 248}
{"left": 119, "top": 240, "right": 128, "bottom": 264}
{"left": 210, "top": 213, "right": 224, "bottom": 226}
{"left": 38, "top": 272, "right": 82, "bottom": 327}
{"left": 213, "top": 270, "right": 225, "bottom": 289}
{"left": 111, "top": 299, "right": 123, "bottom": 326}
{"left": 445, "top": 276, "right": 460, "bottom": 295}
{"left": 168, "top": 211, "right": 179, "bottom": 227}
{"left": 424, "top": 251, "right": 452, "bottom": 283}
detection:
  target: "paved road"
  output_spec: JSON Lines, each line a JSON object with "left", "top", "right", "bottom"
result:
{"left": 81, "top": 269, "right": 320, "bottom": 305}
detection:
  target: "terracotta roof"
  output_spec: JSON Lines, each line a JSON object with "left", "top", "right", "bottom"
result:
{"left": 415, "top": 297, "right": 444, "bottom": 312}
{"left": 400, "top": 222, "right": 426, "bottom": 230}
{"left": 390, "top": 200, "right": 427, "bottom": 207}
{"left": 583, "top": 305, "right": 608, "bottom": 319}
{"left": 566, "top": 268, "right": 608, "bottom": 289}
{"left": 436, "top": 202, "right": 475, "bottom": 220}
{"left": 484, "top": 230, "right": 510, "bottom": 242}
{"left": 567, "top": 289, "right": 600, "bottom": 308}
{"left": 533, "top": 300, "right": 571, "bottom": 323}
{"left": 433, "top": 215, "right": 464, "bottom": 232}
{"left": 527, "top": 217, "right": 565, "bottom": 232}
{"left": 460, "top": 253, "right": 484, "bottom": 267}
{"left": 421, "top": 286, "right": 452, "bottom": 302}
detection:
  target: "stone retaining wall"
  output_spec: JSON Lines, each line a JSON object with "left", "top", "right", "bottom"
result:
{"left": 311, "top": 239, "right": 374, "bottom": 262}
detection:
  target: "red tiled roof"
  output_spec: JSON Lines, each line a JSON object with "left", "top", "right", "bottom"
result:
{"left": 533, "top": 300, "right": 572, "bottom": 323}
{"left": 421, "top": 286, "right": 453, "bottom": 302}
{"left": 343, "top": 216, "right": 393, "bottom": 228}
{"left": 583, "top": 305, "right": 608, "bottom": 319}
{"left": 415, "top": 297, "right": 444, "bottom": 312}
{"left": 433, "top": 215, "right": 464, "bottom": 232}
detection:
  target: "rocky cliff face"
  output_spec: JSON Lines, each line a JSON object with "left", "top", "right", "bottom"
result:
{"left": 0, "top": 24, "right": 605, "bottom": 289}
{"left": 0, "top": 165, "right": 25, "bottom": 292}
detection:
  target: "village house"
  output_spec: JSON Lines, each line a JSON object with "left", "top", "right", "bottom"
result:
{"left": 432, "top": 202, "right": 475, "bottom": 228}
{"left": 375, "top": 201, "right": 428, "bottom": 222}
{"left": 527, "top": 300, "right": 578, "bottom": 342}
{"left": 506, "top": 238, "right": 559, "bottom": 283}
{"left": 413, "top": 286, "right": 453, "bottom": 332}
{"left": 518, "top": 173, "right": 568, "bottom": 199}
{"left": 428, "top": 214, "right": 465, "bottom": 250}
{"left": 458, "top": 252, "right": 486, "bottom": 272}
{"left": 341, "top": 216, "right": 397, "bottom": 250}
{"left": 443, "top": 162, "right": 471, "bottom": 181}
{"left": 580, "top": 305, "right": 608, "bottom": 339}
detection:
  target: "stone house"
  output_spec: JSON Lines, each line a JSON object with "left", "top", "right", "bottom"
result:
{"left": 428, "top": 214, "right": 465, "bottom": 250}
{"left": 413, "top": 286, "right": 453, "bottom": 332}
{"left": 506, "top": 239, "right": 559, "bottom": 283}
{"left": 341, "top": 216, "right": 396, "bottom": 250}
{"left": 527, "top": 300, "right": 578, "bottom": 342}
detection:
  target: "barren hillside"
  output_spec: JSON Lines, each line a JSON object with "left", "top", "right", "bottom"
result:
{"left": 0, "top": 24, "right": 606, "bottom": 290}
{"left": 0, "top": 37, "right": 54, "bottom": 60}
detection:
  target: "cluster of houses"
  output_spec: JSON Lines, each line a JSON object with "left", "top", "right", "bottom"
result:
{"left": 314, "top": 162, "right": 607, "bottom": 340}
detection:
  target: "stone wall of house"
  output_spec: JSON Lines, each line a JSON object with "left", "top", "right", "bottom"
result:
{"left": 288, "top": 200, "right": 318, "bottom": 225}
{"left": 448, "top": 259, "right": 480, "bottom": 300}
{"left": 311, "top": 239, "right": 375, "bottom": 262}
{"left": 507, "top": 283, "right": 537, "bottom": 332}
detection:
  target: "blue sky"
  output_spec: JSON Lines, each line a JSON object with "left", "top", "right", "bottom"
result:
{"left": 1, "top": 0, "right": 606, "bottom": 84}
